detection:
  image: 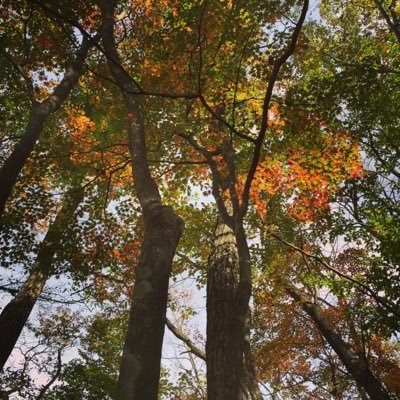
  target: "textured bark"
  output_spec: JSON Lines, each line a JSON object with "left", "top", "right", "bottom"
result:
{"left": 205, "top": 2, "right": 308, "bottom": 396}
{"left": 226, "top": 222, "right": 253, "bottom": 399}
{"left": 0, "top": 37, "right": 92, "bottom": 217}
{"left": 205, "top": 140, "right": 253, "bottom": 399}
{"left": 286, "top": 286, "right": 391, "bottom": 400}
{"left": 207, "top": 214, "right": 261, "bottom": 400}
{"left": 117, "top": 206, "right": 183, "bottom": 400}
{"left": 207, "top": 213, "right": 245, "bottom": 400}
{"left": 98, "top": 2, "right": 184, "bottom": 399}
{"left": 0, "top": 188, "right": 83, "bottom": 370}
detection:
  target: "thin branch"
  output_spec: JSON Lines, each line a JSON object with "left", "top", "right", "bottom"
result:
{"left": 176, "top": 132, "right": 234, "bottom": 224}
{"left": 0, "top": 284, "right": 88, "bottom": 305}
{"left": 374, "top": 0, "right": 400, "bottom": 44}
{"left": 240, "top": 0, "right": 309, "bottom": 218}
{"left": 36, "top": 349, "right": 62, "bottom": 400}
{"left": 176, "top": 252, "right": 206, "bottom": 270}
{"left": 165, "top": 317, "right": 206, "bottom": 361}
{"left": 269, "top": 230, "right": 400, "bottom": 317}
{"left": 194, "top": 0, "right": 255, "bottom": 143}
{"left": 199, "top": 94, "right": 257, "bottom": 143}
{"left": 0, "top": 46, "right": 35, "bottom": 101}
{"left": 232, "top": 28, "right": 254, "bottom": 130}
{"left": 32, "top": 0, "right": 199, "bottom": 100}
{"left": 148, "top": 158, "right": 207, "bottom": 166}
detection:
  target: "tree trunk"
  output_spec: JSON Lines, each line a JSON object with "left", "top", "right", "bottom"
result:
{"left": 286, "top": 286, "right": 391, "bottom": 400}
{"left": 117, "top": 206, "right": 183, "bottom": 400}
{"left": 0, "top": 37, "right": 92, "bottom": 217}
{"left": 207, "top": 213, "right": 261, "bottom": 400}
{"left": 0, "top": 188, "right": 83, "bottom": 370}
{"left": 223, "top": 221, "right": 253, "bottom": 399}
{"left": 98, "top": 2, "right": 184, "bottom": 399}
{"left": 207, "top": 214, "right": 246, "bottom": 400}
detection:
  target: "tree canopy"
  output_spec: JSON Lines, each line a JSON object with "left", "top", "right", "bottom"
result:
{"left": 0, "top": 0, "right": 399, "bottom": 399}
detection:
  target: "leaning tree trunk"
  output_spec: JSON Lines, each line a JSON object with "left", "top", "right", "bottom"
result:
{"left": 0, "top": 188, "right": 83, "bottom": 370}
{"left": 99, "top": 2, "right": 184, "bottom": 399}
{"left": 207, "top": 213, "right": 262, "bottom": 400}
{"left": 0, "top": 37, "right": 92, "bottom": 217}
{"left": 286, "top": 286, "right": 391, "bottom": 400}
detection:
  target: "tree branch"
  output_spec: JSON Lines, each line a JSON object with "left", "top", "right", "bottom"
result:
{"left": 36, "top": 349, "right": 62, "bottom": 400}
{"left": 0, "top": 46, "right": 35, "bottom": 101}
{"left": 240, "top": 0, "right": 309, "bottom": 218}
{"left": 269, "top": 230, "right": 400, "bottom": 317}
{"left": 165, "top": 318, "right": 206, "bottom": 361}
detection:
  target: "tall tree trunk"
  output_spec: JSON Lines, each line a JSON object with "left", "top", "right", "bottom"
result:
{"left": 207, "top": 213, "right": 246, "bottom": 400}
{"left": 286, "top": 286, "right": 391, "bottom": 400}
{"left": 98, "top": 2, "right": 184, "bottom": 399}
{"left": 0, "top": 188, "right": 83, "bottom": 370}
{"left": 215, "top": 1, "right": 308, "bottom": 393}
{"left": 205, "top": 148, "right": 254, "bottom": 398}
{"left": 207, "top": 213, "right": 261, "bottom": 400}
{"left": 218, "top": 220, "right": 252, "bottom": 399}
{"left": 0, "top": 37, "right": 92, "bottom": 217}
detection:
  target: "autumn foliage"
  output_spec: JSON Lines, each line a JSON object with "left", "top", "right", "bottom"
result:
{"left": 0, "top": 0, "right": 399, "bottom": 399}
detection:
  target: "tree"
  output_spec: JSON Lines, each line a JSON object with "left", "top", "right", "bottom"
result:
{"left": 285, "top": 0, "right": 400, "bottom": 327}
{"left": 286, "top": 285, "right": 391, "bottom": 400}
{"left": 0, "top": 186, "right": 83, "bottom": 370}
{"left": 1, "top": 0, "right": 399, "bottom": 399}
{"left": 0, "top": 1, "right": 96, "bottom": 216}
{"left": 98, "top": 2, "right": 184, "bottom": 399}
{"left": 207, "top": 210, "right": 263, "bottom": 400}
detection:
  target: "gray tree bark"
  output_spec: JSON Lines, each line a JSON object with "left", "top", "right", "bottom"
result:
{"left": 98, "top": 2, "right": 184, "bottom": 399}
{"left": 207, "top": 213, "right": 246, "bottom": 400}
{"left": 243, "top": 313, "right": 263, "bottom": 400}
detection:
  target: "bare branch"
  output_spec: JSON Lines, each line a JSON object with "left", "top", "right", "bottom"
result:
{"left": 165, "top": 318, "right": 206, "bottom": 361}
{"left": 36, "top": 349, "right": 62, "bottom": 400}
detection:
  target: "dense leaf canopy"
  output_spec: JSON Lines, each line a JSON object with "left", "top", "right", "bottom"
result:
{"left": 0, "top": 0, "right": 399, "bottom": 399}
